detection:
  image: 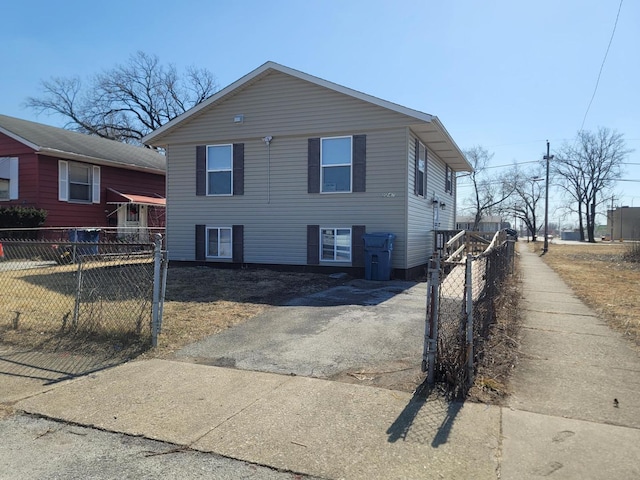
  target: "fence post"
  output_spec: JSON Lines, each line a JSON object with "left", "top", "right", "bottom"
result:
{"left": 157, "top": 249, "right": 168, "bottom": 334}
{"left": 465, "top": 253, "right": 474, "bottom": 389}
{"left": 424, "top": 256, "right": 441, "bottom": 384}
{"left": 151, "top": 234, "right": 163, "bottom": 347}
{"left": 508, "top": 238, "right": 516, "bottom": 274}
{"left": 72, "top": 257, "right": 83, "bottom": 330}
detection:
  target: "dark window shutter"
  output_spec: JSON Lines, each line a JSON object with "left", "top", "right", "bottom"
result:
{"left": 232, "top": 225, "right": 244, "bottom": 263}
{"left": 195, "top": 224, "right": 206, "bottom": 260}
{"left": 308, "top": 138, "right": 320, "bottom": 194}
{"left": 414, "top": 139, "right": 420, "bottom": 196}
{"left": 233, "top": 143, "right": 244, "bottom": 195}
{"left": 196, "top": 146, "right": 206, "bottom": 196}
{"left": 352, "top": 135, "right": 366, "bottom": 192}
{"left": 351, "top": 225, "right": 366, "bottom": 267}
{"left": 307, "top": 225, "right": 320, "bottom": 265}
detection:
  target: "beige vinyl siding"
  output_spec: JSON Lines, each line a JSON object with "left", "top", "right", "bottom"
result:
{"left": 160, "top": 71, "right": 414, "bottom": 146}
{"left": 165, "top": 129, "right": 409, "bottom": 268}
{"left": 406, "top": 131, "right": 457, "bottom": 269}
{"left": 406, "top": 132, "right": 432, "bottom": 269}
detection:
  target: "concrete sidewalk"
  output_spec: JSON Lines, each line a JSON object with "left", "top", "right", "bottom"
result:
{"left": 14, "top": 359, "right": 500, "bottom": 479}
{"left": 5, "top": 242, "right": 640, "bottom": 479}
{"left": 500, "top": 243, "right": 640, "bottom": 479}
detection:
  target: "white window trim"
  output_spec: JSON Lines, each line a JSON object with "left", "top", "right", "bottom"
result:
{"left": 92, "top": 165, "right": 101, "bottom": 203}
{"left": 320, "top": 227, "right": 352, "bottom": 262}
{"left": 206, "top": 226, "right": 233, "bottom": 259}
{"left": 206, "top": 144, "right": 234, "bottom": 196}
{"left": 320, "top": 136, "right": 352, "bottom": 194}
{"left": 58, "top": 160, "right": 100, "bottom": 203}
{"left": 0, "top": 157, "right": 18, "bottom": 200}
{"left": 417, "top": 142, "right": 426, "bottom": 197}
{"left": 58, "top": 161, "right": 69, "bottom": 201}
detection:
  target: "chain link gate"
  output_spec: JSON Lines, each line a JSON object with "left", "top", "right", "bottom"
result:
{"left": 423, "top": 230, "right": 516, "bottom": 398}
{"left": 0, "top": 230, "right": 167, "bottom": 382}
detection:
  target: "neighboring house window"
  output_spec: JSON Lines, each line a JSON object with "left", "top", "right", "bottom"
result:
{"left": 321, "top": 136, "right": 352, "bottom": 193}
{"left": 196, "top": 144, "right": 244, "bottom": 196}
{"left": 126, "top": 204, "right": 140, "bottom": 222}
{"left": 0, "top": 179, "right": 8, "bottom": 200}
{"left": 415, "top": 141, "right": 426, "bottom": 197}
{"left": 445, "top": 165, "right": 452, "bottom": 194}
{"left": 0, "top": 157, "right": 19, "bottom": 200}
{"left": 58, "top": 160, "right": 100, "bottom": 203}
{"left": 207, "top": 227, "right": 232, "bottom": 258}
{"left": 321, "top": 228, "right": 351, "bottom": 262}
{"left": 207, "top": 145, "right": 233, "bottom": 195}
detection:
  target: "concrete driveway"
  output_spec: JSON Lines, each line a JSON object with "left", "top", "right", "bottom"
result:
{"left": 174, "top": 279, "right": 427, "bottom": 390}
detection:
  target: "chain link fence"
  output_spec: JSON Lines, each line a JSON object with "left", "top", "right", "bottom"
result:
{"left": 0, "top": 228, "right": 167, "bottom": 376}
{"left": 423, "top": 230, "right": 516, "bottom": 398}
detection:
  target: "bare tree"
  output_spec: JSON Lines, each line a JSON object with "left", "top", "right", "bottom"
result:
{"left": 501, "top": 166, "right": 545, "bottom": 241}
{"left": 26, "top": 51, "right": 218, "bottom": 144}
{"left": 553, "top": 128, "right": 631, "bottom": 242}
{"left": 461, "top": 146, "right": 515, "bottom": 230}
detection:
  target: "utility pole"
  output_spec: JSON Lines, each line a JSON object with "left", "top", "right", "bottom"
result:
{"left": 610, "top": 196, "right": 614, "bottom": 241}
{"left": 542, "top": 140, "right": 553, "bottom": 254}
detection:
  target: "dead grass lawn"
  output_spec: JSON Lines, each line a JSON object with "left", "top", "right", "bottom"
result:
{"left": 535, "top": 241, "right": 640, "bottom": 345}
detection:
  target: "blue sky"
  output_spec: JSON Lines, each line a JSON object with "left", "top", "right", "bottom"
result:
{"left": 2, "top": 0, "right": 638, "bottom": 223}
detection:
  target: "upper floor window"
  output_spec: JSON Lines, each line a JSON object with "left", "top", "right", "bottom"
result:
{"left": 0, "top": 157, "right": 18, "bottom": 200}
{"left": 207, "top": 145, "right": 233, "bottom": 195}
{"left": 59, "top": 160, "right": 100, "bottom": 203}
{"left": 445, "top": 165, "right": 453, "bottom": 194}
{"left": 321, "top": 137, "right": 352, "bottom": 193}
{"left": 416, "top": 142, "right": 426, "bottom": 197}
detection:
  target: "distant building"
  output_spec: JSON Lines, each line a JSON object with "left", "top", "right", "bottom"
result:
{"left": 606, "top": 207, "right": 640, "bottom": 240}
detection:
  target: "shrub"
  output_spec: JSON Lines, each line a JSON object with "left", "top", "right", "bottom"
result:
{"left": 0, "top": 206, "right": 48, "bottom": 238}
{"left": 623, "top": 241, "right": 640, "bottom": 263}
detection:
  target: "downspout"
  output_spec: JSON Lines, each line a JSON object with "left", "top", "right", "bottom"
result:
{"left": 263, "top": 136, "right": 273, "bottom": 204}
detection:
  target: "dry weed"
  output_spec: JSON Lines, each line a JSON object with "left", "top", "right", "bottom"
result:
{"left": 468, "top": 257, "right": 523, "bottom": 404}
{"left": 538, "top": 241, "right": 640, "bottom": 345}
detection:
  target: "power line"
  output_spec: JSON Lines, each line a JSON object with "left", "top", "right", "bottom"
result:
{"left": 579, "top": 0, "right": 624, "bottom": 131}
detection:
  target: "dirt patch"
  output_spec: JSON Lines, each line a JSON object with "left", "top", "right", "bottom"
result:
{"left": 536, "top": 242, "right": 640, "bottom": 346}
{"left": 328, "top": 361, "right": 426, "bottom": 393}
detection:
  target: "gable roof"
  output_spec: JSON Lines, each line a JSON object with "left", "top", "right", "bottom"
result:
{"left": 142, "top": 61, "right": 472, "bottom": 172}
{"left": 0, "top": 114, "right": 166, "bottom": 174}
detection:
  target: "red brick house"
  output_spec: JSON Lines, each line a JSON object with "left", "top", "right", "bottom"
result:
{"left": 0, "top": 114, "right": 166, "bottom": 235}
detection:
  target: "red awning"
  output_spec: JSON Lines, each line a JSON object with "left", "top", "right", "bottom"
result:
{"left": 106, "top": 188, "right": 165, "bottom": 207}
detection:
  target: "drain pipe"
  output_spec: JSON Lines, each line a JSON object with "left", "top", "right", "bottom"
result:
{"left": 263, "top": 136, "right": 273, "bottom": 203}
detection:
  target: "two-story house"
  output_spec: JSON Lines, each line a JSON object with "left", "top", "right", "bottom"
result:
{"left": 142, "top": 62, "right": 472, "bottom": 279}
